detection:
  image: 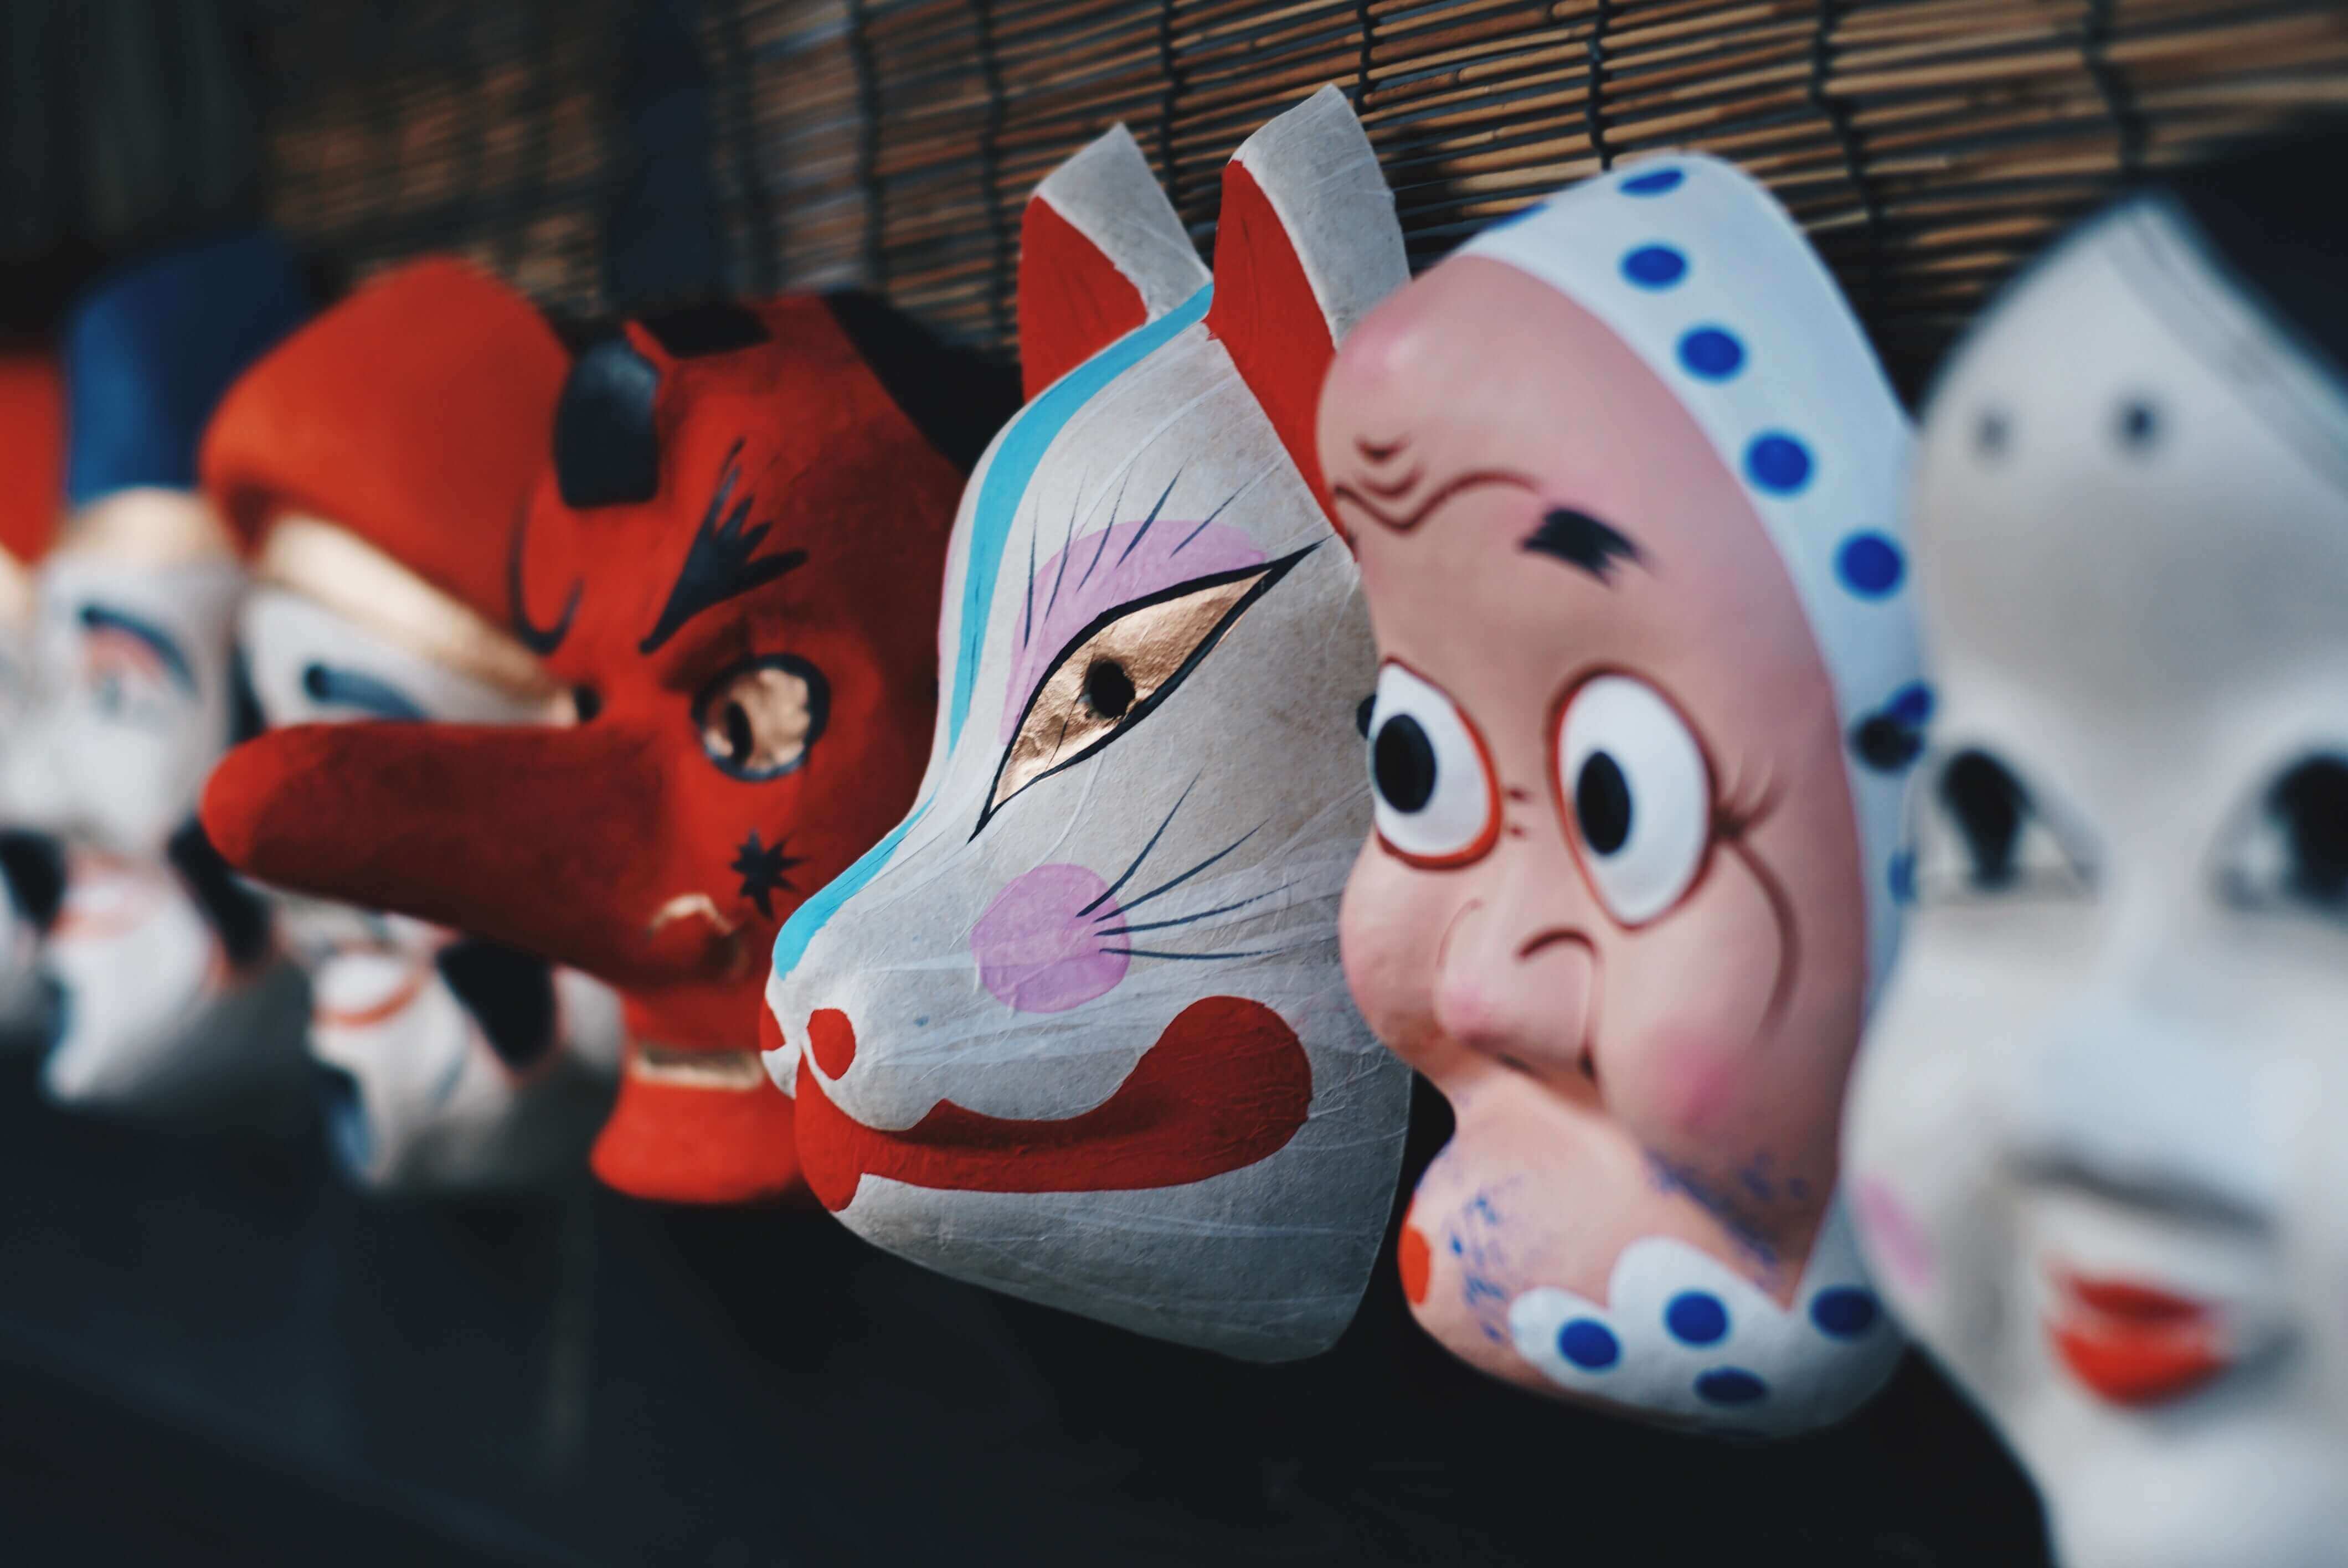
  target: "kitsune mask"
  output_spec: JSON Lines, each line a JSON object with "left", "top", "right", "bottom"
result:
{"left": 204, "top": 293, "right": 1007, "bottom": 1203}
{"left": 763, "top": 89, "right": 1414, "bottom": 1361}
{"left": 1319, "top": 156, "right": 1915, "bottom": 1432}
{"left": 1844, "top": 142, "right": 2348, "bottom": 1566}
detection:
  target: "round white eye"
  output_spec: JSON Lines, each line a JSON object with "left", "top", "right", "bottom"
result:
{"left": 1367, "top": 663, "right": 1497, "bottom": 866}
{"left": 1554, "top": 674, "right": 1711, "bottom": 924}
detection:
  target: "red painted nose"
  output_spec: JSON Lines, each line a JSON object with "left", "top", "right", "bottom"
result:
{"left": 201, "top": 720, "right": 739, "bottom": 989}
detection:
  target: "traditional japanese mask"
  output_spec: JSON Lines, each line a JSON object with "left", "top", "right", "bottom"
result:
{"left": 204, "top": 291, "right": 1012, "bottom": 1203}
{"left": 1319, "top": 155, "right": 1917, "bottom": 1431}
{"left": 0, "top": 356, "right": 64, "bottom": 1031}
{"left": 26, "top": 230, "right": 313, "bottom": 1118}
{"left": 762, "top": 87, "right": 1415, "bottom": 1360}
{"left": 1843, "top": 140, "right": 2348, "bottom": 1565}
{"left": 199, "top": 257, "right": 620, "bottom": 1193}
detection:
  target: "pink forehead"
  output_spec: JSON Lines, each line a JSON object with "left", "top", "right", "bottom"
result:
{"left": 1000, "top": 515, "right": 1265, "bottom": 742}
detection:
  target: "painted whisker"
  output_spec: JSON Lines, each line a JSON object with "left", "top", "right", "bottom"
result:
{"left": 1107, "top": 824, "right": 1263, "bottom": 919}
{"left": 1104, "top": 883, "right": 1294, "bottom": 935}
{"left": 1077, "top": 772, "right": 1199, "bottom": 916}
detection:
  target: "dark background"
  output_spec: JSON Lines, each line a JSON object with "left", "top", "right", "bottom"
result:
{"left": 0, "top": 1056, "right": 2051, "bottom": 1566}
{"left": 0, "top": 3, "right": 2064, "bottom": 1561}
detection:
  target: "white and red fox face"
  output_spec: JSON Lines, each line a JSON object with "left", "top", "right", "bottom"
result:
{"left": 763, "top": 90, "right": 1414, "bottom": 1361}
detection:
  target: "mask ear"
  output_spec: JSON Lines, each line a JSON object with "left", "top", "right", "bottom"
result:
{"left": 1018, "top": 123, "right": 1211, "bottom": 400}
{"left": 1206, "top": 85, "right": 1407, "bottom": 512}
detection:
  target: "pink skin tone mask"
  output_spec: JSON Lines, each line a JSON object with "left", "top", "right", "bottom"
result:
{"left": 1319, "top": 156, "right": 1917, "bottom": 1433}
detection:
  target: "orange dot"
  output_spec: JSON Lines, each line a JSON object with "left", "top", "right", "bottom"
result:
{"left": 1398, "top": 1223, "right": 1433, "bottom": 1305}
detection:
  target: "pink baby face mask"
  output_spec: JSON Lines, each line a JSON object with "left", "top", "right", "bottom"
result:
{"left": 1320, "top": 156, "right": 1919, "bottom": 1433}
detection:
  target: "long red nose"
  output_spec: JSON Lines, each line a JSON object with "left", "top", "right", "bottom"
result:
{"left": 201, "top": 721, "right": 742, "bottom": 988}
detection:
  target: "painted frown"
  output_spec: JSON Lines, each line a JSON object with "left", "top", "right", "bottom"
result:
{"left": 1320, "top": 157, "right": 1915, "bottom": 1433}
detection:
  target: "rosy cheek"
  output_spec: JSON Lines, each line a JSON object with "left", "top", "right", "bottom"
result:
{"left": 969, "top": 863, "right": 1129, "bottom": 1013}
{"left": 1852, "top": 1174, "right": 1938, "bottom": 1296}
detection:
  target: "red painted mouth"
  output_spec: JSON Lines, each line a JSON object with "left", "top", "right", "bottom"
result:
{"left": 2047, "top": 1269, "right": 2231, "bottom": 1407}
{"left": 791, "top": 994, "right": 1313, "bottom": 1210}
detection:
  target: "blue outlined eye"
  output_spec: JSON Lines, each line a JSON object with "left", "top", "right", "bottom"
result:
{"left": 694, "top": 654, "right": 830, "bottom": 781}
{"left": 302, "top": 663, "right": 428, "bottom": 722}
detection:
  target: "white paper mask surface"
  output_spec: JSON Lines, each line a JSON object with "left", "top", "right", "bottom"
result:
{"left": 765, "top": 87, "right": 1413, "bottom": 1361}
{"left": 242, "top": 586, "right": 620, "bottom": 1194}
{"left": 1844, "top": 151, "right": 2348, "bottom": 1568}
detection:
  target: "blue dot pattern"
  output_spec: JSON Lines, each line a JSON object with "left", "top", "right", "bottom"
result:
{"left": 1665, "top": 1291, "right": 1729, "bottom": 1345}
{"left": 1678, "top": 327, "right": 1743, "bottom": 380}
{"left": 1558, "top": 1318, "right": 1621, "bottom": 1370}
{"left": 1836, "top": 532, "right": 1904, "bottom": 596}
{"left": 1744, "top": 432, "right": 1813, "bottom": 494}
{"left": 1621, "top": 167, "right": 1685, "bottom": 195}
{"left": 1695, "top": 1369, "right": 1769, "bottom": 1406}
{"left": 1810, "top": 1287, "right": 1880, "bottom": 1339}
{"left": 1886, "top": 681, "right": 1934, "bottom": 727}
{"left": 1623, "top": 245, "right": 1687, "bottom": 288}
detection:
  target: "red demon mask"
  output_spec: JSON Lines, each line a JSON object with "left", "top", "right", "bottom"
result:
{"left": 203, "top": 296, "right": 1012, "bottom": 1203}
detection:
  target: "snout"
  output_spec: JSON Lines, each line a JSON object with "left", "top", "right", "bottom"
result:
{"left": 202, "top": 720, "right": 739, "bottom": 989}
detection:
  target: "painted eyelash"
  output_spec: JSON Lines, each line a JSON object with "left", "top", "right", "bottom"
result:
{"left": 1712, "top": 765, "right": 1780, "bottom": 842}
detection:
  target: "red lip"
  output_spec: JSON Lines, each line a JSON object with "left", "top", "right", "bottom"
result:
{"left": 791, "top": 994, "right": 1312, "bottom": 1210}
{"left": 2047, "top": 1269, "right": 2231, "bottom": 1407}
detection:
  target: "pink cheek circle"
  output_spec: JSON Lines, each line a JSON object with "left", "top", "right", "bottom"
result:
{"left": 970, "top": 863, "right": 1130, "bottom": 1013}
{"left": 1853, "top": 1173, "right": 1938, "bottom": 1296}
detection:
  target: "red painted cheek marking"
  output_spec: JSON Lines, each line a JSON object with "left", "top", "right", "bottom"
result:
{"left": 807, "top": 1007, "right": 856, "bottom": 1079}
{"left": 1398, "top": 1222, "right": 1433, "bottom": 1306}
{"left": 794, "top": 995, "right": 1312, "bottom": 1210}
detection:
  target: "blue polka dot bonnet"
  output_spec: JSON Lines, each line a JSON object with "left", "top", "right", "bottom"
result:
{"left": 1459, "top": 154, "right": 1922, "bottom": 997}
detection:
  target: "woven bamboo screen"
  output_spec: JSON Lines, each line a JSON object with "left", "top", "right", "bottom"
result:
{"left": 262, "top": 0, "right": 2348, "bottom": 390}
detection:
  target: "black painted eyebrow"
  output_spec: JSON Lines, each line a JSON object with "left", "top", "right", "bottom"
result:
{"left": 1521, "top": 507, "right": 1643, "bottom": 582}
{"left": 639, "top": 440, "right": 807, "bottom": 654}
{"left": 80, "top": 604, "right": 197, "bottom": 693}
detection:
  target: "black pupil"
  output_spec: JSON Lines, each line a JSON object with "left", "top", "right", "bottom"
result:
{"left": 1942, "top": 749, "right": 2028, "bottom": 886}
{"left": 1575, "top": 752, "right": 1633, "bottom": 855}
{"left": 1084, "top": 659, "right": 1136, "bottom": 720}
{"left": 301, "top": 663, "right": 331, "bottom": 700}
{"left": 724, "top": 701, "right": 753, "bottom": 765}
{"left": 1372, "top": 715, "right": 1436, "bottom": 813}
{"left": 2270, "top": 756, "right": 2348, "bottom": 903}
{"left": 571, "top": 685, "right": 602, "bottom": 723}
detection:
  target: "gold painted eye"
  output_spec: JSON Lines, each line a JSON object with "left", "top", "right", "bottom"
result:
{"left": 983, "top": 553, "right": 1302, "bottom": 827}
{"left": 694, "top": 655, "right": 830, "bottom": 780}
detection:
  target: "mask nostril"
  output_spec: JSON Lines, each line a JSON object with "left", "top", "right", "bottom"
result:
{"left": 806, "top": 1007, "right": 857, "bottom": 1078}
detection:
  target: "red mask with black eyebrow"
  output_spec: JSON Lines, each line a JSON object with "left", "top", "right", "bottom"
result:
{"left": 203, "top": 296, "right": 1013, "bottom": 1203}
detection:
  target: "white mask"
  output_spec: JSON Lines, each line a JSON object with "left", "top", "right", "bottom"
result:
{"left": 1845, "top": 152, "right": 2348, "bottom": 1566}
{"left": 763, "top": 87, "right": 1414, "bottom": 1360}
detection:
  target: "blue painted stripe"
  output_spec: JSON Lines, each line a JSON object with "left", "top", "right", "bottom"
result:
{"left": 947, "top": 283, "right": 1210, "bottom": 748}
{"left": 773, "top": 284, "right": 1211, "bottom": 983}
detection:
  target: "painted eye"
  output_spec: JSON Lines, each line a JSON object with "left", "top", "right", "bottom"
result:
{"left": 1909, "top": 747, "right": 2093, "bottom": 903}
{"left": 983, "top": 553, "right": 1300, "bottom": 828}
{"left": 694, "top": 654, "right": 829, "bottom": 781}
{"left": 2216, "top": 754, "right": 2348, "bottom": 921}
{"left": 1553, "top": 674, "right": 1709, "bottom": 924}
{"left": 301, "top": 662, "right": 427, "bottom": 722}
{"left": 1368, "top": 662, "right": 1498, "bottom": 868}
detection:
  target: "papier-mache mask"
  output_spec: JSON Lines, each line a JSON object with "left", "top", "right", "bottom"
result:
{"left": 1319, "top": 155, "right": 1916, "bottom": 1431}
{"left": 1842, "top": 137, "right": 2348, "bottom": 1566}
{"left": 21, "top": 229, "right": 313, "bottom": 1117}
{"left": 204, "top": 290, "right": 1015, "bottom": 1203}
{"left": 763, "top": 86, "right": 1415, "bottom": 1360}
{"left": 0, "top": 355, "right": 64, "bottom": 1031}
{"left": 199, "top": 256, "right": 621, "bottom": 1194}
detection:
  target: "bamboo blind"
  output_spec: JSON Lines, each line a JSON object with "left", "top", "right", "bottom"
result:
{"left": 263, "top": 0, "right": 2348, "bottom": 391}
